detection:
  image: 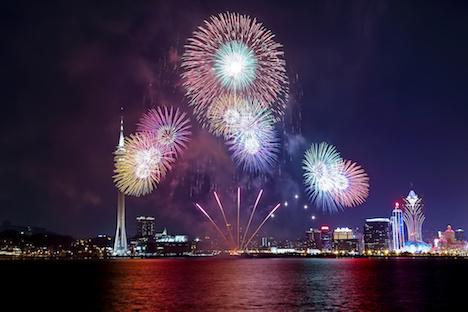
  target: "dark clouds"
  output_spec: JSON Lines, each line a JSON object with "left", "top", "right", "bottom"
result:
{"left": 1, "top": 0, "right": 467, "bottom": 239}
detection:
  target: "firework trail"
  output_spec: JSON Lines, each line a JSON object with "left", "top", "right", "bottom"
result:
{"left": 242, "top": 203, "right": 281, "bottom": 250}
{"left": 195, "top": 188, "right": 281, "bottom": 251}
{"left": 113, "top": 132, "right": 175, "bottom": 197}
{"left": 302, "top": 142, "right": 343, "bottom": 213}
{"left": 182, "top": 12, "right": 288, "bottom": 122}
{"left": 137, "top": 106, "right": 191, "bottom": 158}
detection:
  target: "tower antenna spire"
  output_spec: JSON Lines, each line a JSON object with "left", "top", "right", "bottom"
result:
{"left": 118, "top": 107, "right": 125, "bottom": 149}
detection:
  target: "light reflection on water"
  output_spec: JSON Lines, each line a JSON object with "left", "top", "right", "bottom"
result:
{"left": 3, "top": 257, "right": 467, "bottom": 311}
{"left": 98, "top": 258, "right": 467, "bottom": 311}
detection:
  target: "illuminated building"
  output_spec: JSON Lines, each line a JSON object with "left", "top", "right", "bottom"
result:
{"left": 333, "top": 227, "right": 353, "bottom": 240}
{"left": 435, "top": 225, "right": 466, "bottom": 252}
{"left": 443, "top": 225, "right": 456, "bottom": 243}
{"left": 332, "top": 227, "right": 360, "bottom": 253}
{"left": 305, "top": 228, "right": 322, "bottom": 250}
{"left": 455, "top": 229, "right": 465, "bottom": 242}
{"left": 136, "top": 216, "right": 155, "bottom": 239}
{"left": 321, "top": 225, "right": 332, "bottom": 251}
{"left": 364, "top": 218, "right": 390, "bottom": 252}
{"left": 113, "top": 112, "right": 129, "bottom": 256}
{"left": 402, "top": 189, "right": 425, "bottom": 242}
{"left": 390, "top": 202, "right": 405, "bottom": 252}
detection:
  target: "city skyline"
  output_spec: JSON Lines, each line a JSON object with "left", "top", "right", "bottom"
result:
{"left": 1, "top": 1, "right": 467, "bottom": 239}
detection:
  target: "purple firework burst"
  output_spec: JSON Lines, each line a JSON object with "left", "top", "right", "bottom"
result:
{"left": 137, "top": 106, "right": 191, "bottom": 158}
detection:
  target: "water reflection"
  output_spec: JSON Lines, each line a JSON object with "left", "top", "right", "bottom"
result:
{"left": 94, "top": 257, "right": 467, "bottom": 311}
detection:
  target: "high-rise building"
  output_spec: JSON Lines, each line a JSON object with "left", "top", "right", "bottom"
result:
{"left": 321, "top": 225, "right": 332, "bottom": 251}
{"left": 364, "top": 218, "right": 391, "bottom": 252}
{"left": 455, "top": 229, "right": 465, "bottom": 242}
{"left": 137, "top": 216, "right": 155, "bottom": 239}
{"left": 305, "top": 228, "right": 322, "bottom": 250}
{"left": 402, "top": 189, "right": 425, "bottom": 242}
{"left": 332, "top": 227, "right": 360, "bottom": 253}
{"left": 113, "top": 112, "right": 129, "bottom": 256}
{"left": 391, "top": 202, "right": 405, "bottom": 251}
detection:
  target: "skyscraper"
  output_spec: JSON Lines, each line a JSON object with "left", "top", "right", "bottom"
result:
{"left": 364, "top": 218, "right": 391, "bottom": 252}
{"left": 137, "top": 216, "right": 155, "bottom": 239}
{"left": 402, "top": 189, "right": 425, "bottom": 242}
{"left": 391, "top": 202, "right": 405, "bottom": 251}
{"left": 455, "top": 229, "right": 465, "bottom": 242}
{"left": 321, "top": 225, "right": 332, "bottom": 251}
{"left": 113, "top": 112, "right": 129, "bottom": 256}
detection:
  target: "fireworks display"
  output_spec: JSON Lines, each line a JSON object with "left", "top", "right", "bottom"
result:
{"left": 113, "top": 132, "right": 175, "bottom": 197}
{"left": 334, "top": 159, "right": 370, "bottom": 207}
{"left": 303, "top": 142, "right": 343, "bottom": 212}
{"left": 302, "top": 142, "right": 369, "bottom": 212}
{"left": 227, "top": 112, "right": 280, "bottom": 173}
{"left": 137, "top": 106, "right": 191, "bottom": 158}
{"left": 181, "top": 12, "right": 289, "bottom": 173}
{"left": 182, "top": 11, "right": 288, "bottom": 122}
{"left": 195, "top": 188, "right": 281, "bottom": 251}
{"left": 114, "top": 106, "right": 191, "bottom": 197}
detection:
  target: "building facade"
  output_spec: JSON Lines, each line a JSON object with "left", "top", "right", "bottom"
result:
{"left": 402, "top": 189, "right": 425, "bottom": 242}
{"left": 321, "top": 225, "right": 332, "bottom": 251}
{"left": 391, "top": 202, "right": 405, "bottom": 251}
{"left": 364, "top": 218, "right": 391, "bottom": 252}
{"left": 136, "top": 216, "right": 155, "bottom": 239}
{"left": 332, "top": 227, "right": 361, "bottom": 253}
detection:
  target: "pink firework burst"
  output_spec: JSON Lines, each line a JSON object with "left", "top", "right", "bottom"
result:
{"left": 137, "top": 107, "right": 191, "bottom": 158}
{"left": 333, "top": 159, "right": 370, "bottom": 207}
{"left": 182, "top": 12, "right": 288, "bottom": 122}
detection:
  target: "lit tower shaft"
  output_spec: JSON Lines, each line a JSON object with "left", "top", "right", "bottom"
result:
{"left": 391, "top": 202, "right": 405, "bottom": 251}
{"left": 113, "top": 113, "right": 129, "bottom": 256}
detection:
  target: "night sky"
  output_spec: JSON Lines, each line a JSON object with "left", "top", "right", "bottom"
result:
{"left": 1, "top": 0, "right": 467, "bottom": 240}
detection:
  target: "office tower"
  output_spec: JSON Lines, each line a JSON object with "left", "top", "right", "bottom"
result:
{"left": 137, "top": 216, "right": 155, "bottom": 239}
{"left": 455, "top": 229, "right": 465, "bottom": 242}
{"left": 391, "top": 202, "right": 405, "bottom": 251}
{"left": 364, "top": 218, "right": 391, "bottom": 251}
{"left": 321, "top": 225, "right": 332, "bottom": 251}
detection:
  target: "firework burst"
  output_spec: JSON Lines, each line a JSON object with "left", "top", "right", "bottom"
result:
{"left": 226, "top": 101, "right": 279, "bottom": 172}
{"left": 302, "top": 142, "right": 343, "bottom": 212}
{"left": 206, "top": 95, "right": 275, "bottom": 138}
{"left": 182, "top": 12, "right": 288, "bottom": 122}
{"left": 303, "top": 142, "right": 370, "bottom": 212}
{"left": 334, "top": 159, "right": 370, "bottom": 207}
{"left": 228, "top": 129, "right": 280, "bottom": 173}
{"left": 137, "top": 107, "right": 191, "bottom": 158}
{"left": 113, "top": 132, "right": 175, "bottom": 197}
